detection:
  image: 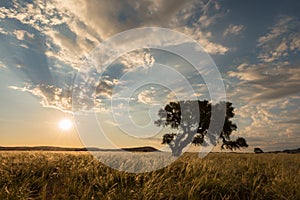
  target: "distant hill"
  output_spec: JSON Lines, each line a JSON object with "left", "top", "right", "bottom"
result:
{"left": 281, "top": 148, "right": 300, "bottom": 154}
{"left": 123, "top": 146, "right": 159, "bottom": 152}
{"left": 0, "top": 146, "right": 159, "bottom": 152}
{"left": 267, "top": 148, "right": 300, "bottom": 154}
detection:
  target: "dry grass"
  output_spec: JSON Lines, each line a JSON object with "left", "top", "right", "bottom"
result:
{"left": 0, "top": 152, "right": 299, "bottom": 200}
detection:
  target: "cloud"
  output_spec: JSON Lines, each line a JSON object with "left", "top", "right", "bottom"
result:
{"left": 173, "top": 1, "right": 229, "bottom": 54}
{"left": 233, "top": 96, "right": 300, "bottom": 151}
{"left": 0, "top": 0, "right": 94, "bottom": 69}
{"left": 257, "top": 15, "right": 300, "bottom": 62}
{"left": 223, "top": 24, "right": 245, "bottom": 36}
{"left": 279, "top": 119, "right": 300, "bottom": 124}
{"left": 182, "top": 27, "right": 228, "bottom": 54}
{"left": 53, "top": 0, "right": 229, "bottom": 55}
{"left": 0, "top": 1, "right": 69, "bottom": 31}
{"left": 55, "top": 0, "right": 188, "bottom": 38}
{"left": 137, "top": 88, "right": 161, "bottom": 105}
{"left": 13, "top": 30, "right": 34, "bottom": 40}
{"left": 1, "top": 0, "right": 230, "bottom": 81}
{"left": 0, "top": 61, "right": 7, "bottom": 69}
{"left": 1, "top": 0, "right": 230, "bottom": 115}
{"left": 95, "top": 79, "right": 114, "bottom": 99}
{"left": 226, "top": 60, "right": 300, "bottom": 151}
{"left": 0, "top": 27, "right": 9, "bottom": 35}
{"left": 8, "top": 84, "right": 73, "bottom": 112}
{"left": 228, "top": 63, "right": 300, "bottom": 102}
{"left": 257, "top": 16, "right": 293, "bottom": 45}
{"left": 119, "top": 49, "right": 155, "bottom": 72}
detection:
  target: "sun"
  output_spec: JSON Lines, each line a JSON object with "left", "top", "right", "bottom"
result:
{"left": 58, "top": 119, "right": 73, "bottom": 131}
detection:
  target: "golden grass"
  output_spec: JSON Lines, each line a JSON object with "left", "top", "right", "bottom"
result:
{"left": 0, "top": 152, "right": 299, "bottom": 199}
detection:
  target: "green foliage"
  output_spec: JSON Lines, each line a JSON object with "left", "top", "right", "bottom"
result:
{"left": 0, "top": 152, "right": 299, "bottom": 200}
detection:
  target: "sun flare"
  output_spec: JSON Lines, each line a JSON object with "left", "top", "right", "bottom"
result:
{"left": 59, "top": 119, "right": 73, "bottom": 131}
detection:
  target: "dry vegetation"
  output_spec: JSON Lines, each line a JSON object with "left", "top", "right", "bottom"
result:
{"left": 0, "top": 152, "right": 299, "bottom": 200}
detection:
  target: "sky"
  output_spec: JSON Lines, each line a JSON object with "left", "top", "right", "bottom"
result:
{"left": 0, "top": 0, "right": 300, "bottom": 152}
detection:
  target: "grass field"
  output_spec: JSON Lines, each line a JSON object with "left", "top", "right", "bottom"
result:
{"left": 0, "top": 152, "right": 299, "bottom": 200}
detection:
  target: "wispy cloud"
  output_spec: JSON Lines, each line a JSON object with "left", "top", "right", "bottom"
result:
{"left": 228, "top": 63, "right": 300, "bottom": 102}
{"left": 119, "top": 49, "right": 155, "bottom": 72}
{"left": 229, "top": 94, "right": 300, "bottom": 150}
{"left": 182, "top": 27, "right": 228, "bottom": 54}
{"left": 13, "top": 30, "right": 34, "bottom": 40}
{"left": 257, "top": 15, "right": 300, "bottom": 62}
{"left": 226, "top": 61, "right": 300, "bottom": 150}
{"left": 223, "top": 24, "right": 245, "bottom": 37}
{"left": 0, "top": 61, "right": 7, "bottom": 70}
{"left": 8, "top": 84, "right": 73, "bottom": 113}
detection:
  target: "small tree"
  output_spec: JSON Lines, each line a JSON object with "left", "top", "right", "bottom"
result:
{"left": 155, "top": 100, "right": 248, "bottom": 156}
{"left": 254, "top": 148, "right": 264, "bottom": 154}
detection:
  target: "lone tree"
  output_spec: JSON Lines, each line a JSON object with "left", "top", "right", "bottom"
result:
{"left": 155, "top": 100, "right": 248, "bottom": 156}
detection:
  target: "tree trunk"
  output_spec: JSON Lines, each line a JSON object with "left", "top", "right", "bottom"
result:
{"left": 172, "top": 148, "right": 183, "bottom": 157}
{"left": 168, "top": 143, "right": 183, "bottom": 157}
{"left": 169, "top": 130, "right": 195, "bottom": 157}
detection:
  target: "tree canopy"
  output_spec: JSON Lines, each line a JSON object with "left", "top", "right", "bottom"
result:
{"left": 155, "top": 100, "right": 248, "bottom": 156}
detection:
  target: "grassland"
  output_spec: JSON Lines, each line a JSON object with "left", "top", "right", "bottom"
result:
{"left": 0, "top": 152, "right": 299, "bottom": 200}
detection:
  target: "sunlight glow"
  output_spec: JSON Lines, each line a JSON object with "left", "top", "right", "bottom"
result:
{"left": 59, "top": 119, "right": 73, "bottom": 131}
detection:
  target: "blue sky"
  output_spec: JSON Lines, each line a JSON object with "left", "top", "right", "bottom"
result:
{"left": 0, "top": 0, "right": 300, "bottom": 151}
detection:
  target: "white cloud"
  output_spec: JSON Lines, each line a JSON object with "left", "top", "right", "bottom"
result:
{"left": 1, "top": 0, "right": 231, "bottom": 77}
{"left": 119, "top": 49, "right": 155, "bottom": 72}
{"left": 54, "top": 0, "right": 188, "bottom": 39}
{"left": 225, "top": 61, "right": 300, "bottom": 150}
{"left": 0, "top": 27, "right": 9, "bottom": 35}
{"left": 228, "top": 63, "right": 300, "bottom": 102}
{"left": 13, "top": 30, "right": 34, "bottom": 40}
{"left": 0, "top": 1, "right": 69, "bottom": 31}
{"left": 137, "top": 89, "right": 161, "bottom": 105}
{"left": 2, "top": 0, "right": 231, "bottom": 115}
{"left": 223, "top": 24, "right": 245, "bottom": 36}
{"left": 0, "top": 27, "right": 34, "bottom": 42}
{"left": 234, "top": 97, "right": 300, "bottom": 151}
{"left": 182, "top": 27, "right": 228, "bottom": 54}
{"left": 8, "top": 84, "right": 73, "bottom": 113}
{"left": 258, "top": 16, "right": 293, "bottom": 45}
{"left": 172, "top": 0, "right": 230, "bottom": 54}
{"left": 257, "top": 15, "right": 300, "bottom": 62}
{"left": 0, "top": 61, "right": 7, "bottom": 70}
{"left": 0, "top": 0, "right": 87, "bottom": 69}
{"left": 53, "top": 0, "right": 229, "bottom": 55}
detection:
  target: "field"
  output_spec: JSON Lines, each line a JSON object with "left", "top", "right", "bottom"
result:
{"left": 0, "top": 152, "right": 299, "bottom": 200}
